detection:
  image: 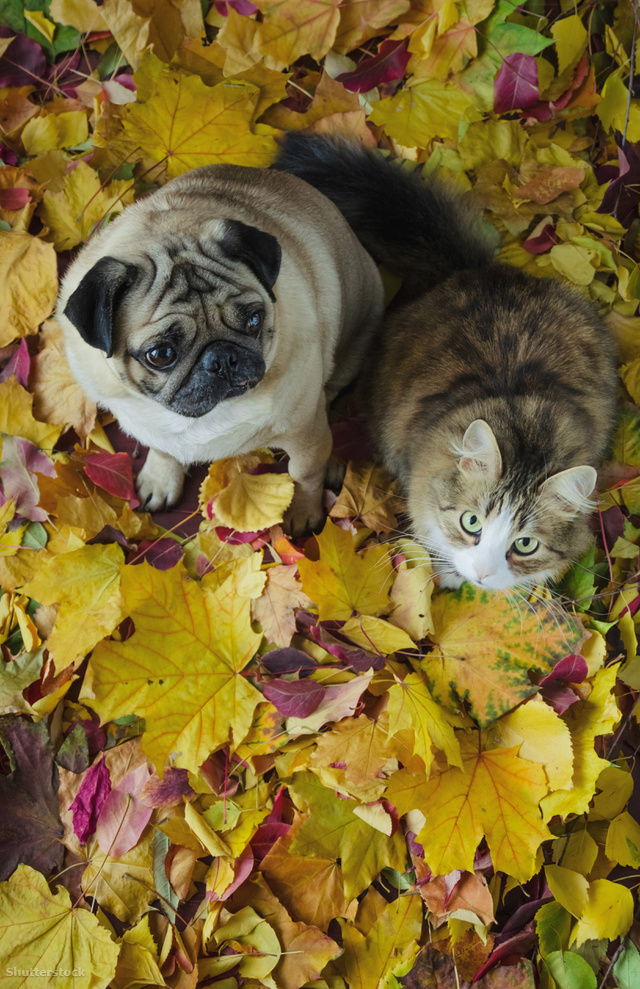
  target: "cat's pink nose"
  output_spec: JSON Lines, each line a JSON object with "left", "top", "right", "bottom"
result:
{"left": 475, "top": 566, "right": 493, "bottom": 581}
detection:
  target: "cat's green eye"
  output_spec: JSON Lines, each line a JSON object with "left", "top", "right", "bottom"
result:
{"left": 513, "top": 536, "right": 539, "bottom": 555}
{"left": 460, "top": 511, "right": 482, "bottom": 535}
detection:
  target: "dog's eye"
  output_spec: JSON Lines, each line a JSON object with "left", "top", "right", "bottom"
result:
{"left": 245, "top": 311, "right": 263, "bottom": 333}
{"left": 145, "top": 345, "right": 177, "bottom": 369}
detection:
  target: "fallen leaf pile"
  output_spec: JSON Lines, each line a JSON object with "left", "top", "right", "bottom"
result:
{"left": 1, "top": 1, "right": 640, "bottom": 987}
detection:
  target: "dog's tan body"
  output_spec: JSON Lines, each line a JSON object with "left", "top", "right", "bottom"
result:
{"left": 57, "top": 165, "right": 384, "bottom": 531}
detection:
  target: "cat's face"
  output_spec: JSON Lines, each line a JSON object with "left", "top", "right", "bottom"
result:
{"left": 408, "top": 420, "right": 596, "bottom": 591}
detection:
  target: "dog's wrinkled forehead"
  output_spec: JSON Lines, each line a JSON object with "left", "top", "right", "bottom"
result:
{"left": 62, "top": 218, "right": 282, "bottom": 358}
{"left": 131, "top": 241, "right": 250, "bottom": 320}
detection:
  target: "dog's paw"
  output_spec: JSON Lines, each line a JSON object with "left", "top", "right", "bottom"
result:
{"left": 137, "top": 452, "right": 185, "bottom": 512}
{"left": 283, "top": 491, "right": 325, "bottom": 538}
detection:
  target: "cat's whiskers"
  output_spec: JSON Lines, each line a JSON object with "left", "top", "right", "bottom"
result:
{"left": 518, "top": 582, "right": 577, "bottom": 649}
{"left": 500, "top": 587, "right": 528, "bottom": 636}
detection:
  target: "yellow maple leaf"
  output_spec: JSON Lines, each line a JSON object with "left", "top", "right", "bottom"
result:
{"left": 39, "top": 161, "right": 134, "bottom": 251}
{"left": 290, "top": 771, "right": 407, "bottom": 897}
{"left": 334, "top": 0, "right": 411, "bottom": 53}
{"left": 254, "top": 0, "right": 341, "bottom": 65}
{"left": 200, "top": 457, "right": 294, "bottom": 531}
{"left": 80, "top": 833, "right": 156, "bottom": 925}
{"left": 340, "top": 614, "right": 415, "bottom": 654}
{"left": 406, "top": 733, "right": 551, "bottom": 881}
{"left": 251, "top": 564, "right": 311, "bottom": 647}
{"left": 112, "top": 916, "right": 165, "bottom": 989}
{"left": 298, "top": 520, "right": 394, "bottom": 622}
{"left": 0, "top": 864, "right": 119, "bottom": 985}
{"left": 333, "top": 894, "right": 422, "bottom": 989}
{"left": 423, "top": 585, "right": 585, "bottom": 727}
{"left": 0, "top": 230, "right": 58, "bottom": 345}
{"left": 309, "top": 714, "right": 399, "bottom": 801}
{"left": 487, "top": 695, "right": 574, "bottom": 792}
{"left": 387, "top": 537, "right": 434, "bottom": 641}
{"left": 30, "top": 320, "right": 97, "bottom": 441}
{"left": 21, "top": 111, "right": 89, "bottom": 155}
{"left": 386, "top": 670, "right": 462, "bottom": 772}
{"left": 49, "top": 0, "right": 108, "bottom": 33}
{"left": 330, "top": 460, "right": 403, "bottom": 533}
{"left": 369, "top": 78, "right": 478, "bottom": 148}
{"left": 118, "top": 57, "right": 278, "bottom": 179}
{"left": 215, "top": 6, "right": 262, "bottom": 76}
{"left": 0, "top": 379, "right": 62, "bottom": 450}
{"left": 21, "top": 542, "right": 125, "bottom": 671}
{"left": 96, "top": 0, "right": 203, "bottom": 68}
{"left": 596, "top": 72, "right": 640, "bottom": 143}
{"left": 81, "top": 561, "right": 265, "bottom": 772}
{"left": 541, "top": 664, "right": 620, "bottom": 819}
{"left": 260, "top": 819, "right": 354, "bottom": 930}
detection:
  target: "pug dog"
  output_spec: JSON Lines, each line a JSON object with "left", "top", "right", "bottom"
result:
{"left": 57, "top": 164, "right": 384, "bottom": 534}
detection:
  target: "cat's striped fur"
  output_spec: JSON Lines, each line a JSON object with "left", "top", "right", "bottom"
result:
{"left": 274, "top": 135, "right": 617, "bottom": 590}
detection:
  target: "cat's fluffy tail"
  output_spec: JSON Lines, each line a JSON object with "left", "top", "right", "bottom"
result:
{"left": 273, "top": 133, "right": 494, "bottom": 297}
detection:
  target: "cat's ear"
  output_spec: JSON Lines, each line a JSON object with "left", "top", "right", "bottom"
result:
{"left": 539, "top": 465, "right": 597, "bottom": 514}
{"left": 457, "top": 420, "right": 502, "bottom": 482}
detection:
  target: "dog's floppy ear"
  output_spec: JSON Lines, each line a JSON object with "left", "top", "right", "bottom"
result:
{"left": 63, "top": 256, "right": 138, "bottom": 357}
{"left": 220, "top": 219, "right": 282, "bottom": 301}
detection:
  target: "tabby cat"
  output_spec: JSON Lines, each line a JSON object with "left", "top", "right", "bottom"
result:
{"left": 274, "top": 135, "right": 617, "bottom": 590}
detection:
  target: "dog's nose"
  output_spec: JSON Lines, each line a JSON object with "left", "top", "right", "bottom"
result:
{"left": 205, "top": 348, "right": 237, "bottom": 378}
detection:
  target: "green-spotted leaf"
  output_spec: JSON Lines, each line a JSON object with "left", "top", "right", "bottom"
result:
{"left": 422, "top": 585, "right": 585, "bottom": 726}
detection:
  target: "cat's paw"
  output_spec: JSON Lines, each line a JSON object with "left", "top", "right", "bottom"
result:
{"left": 325, "top": 458, "right": 346, "bottom": 492}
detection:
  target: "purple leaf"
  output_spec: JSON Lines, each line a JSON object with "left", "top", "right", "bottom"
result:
{"left": 314, "top": 620, "right": 386, "bottom": 671}
{"left": 2, "top": 339, "right": 31, "bottom": 387}
{"left": 141, "top": 767, "right": 193, "bottom": 808}
{"left": 214, "top": 0, "right": 257, "bottom": 14}
{"left": 473, "top": 930, "right": 538, "bottom": 982}
{"left": 0, "top": 144, "right": 17, "bottom": 166}
{"left": 337, "top": 40, "right": 410, "bottom": 94}
{"left": 95, "top": 763, "right": 153, "bottom": 857}
{"left": 597, "top": 134, "right": 640, "bottom": 227}
{"left": 600, "top": 504, "right": 625, "bottom": 549}
{"left": 541, "top": 682, "right": 580, "bottom": 715}
{"left": 523, "top": 220, "right": 558, "bottom": 254}
{"left": 540, "top": 654, "right": 588, "bottom": 685}
{"left": 0, "top": 717, "right": 64, "bottom": 881}
{"left": 250, "top": 821, "right": 290, "bottom": 861}
{"left": 493, "top": 53, "right": 539, "bottom": 114}
{"left": 262, "top": 677, "right": 326, "bottom": 717}
{"left": 0, "top": 32, "right": 47, "bottom": 88}
{"left": 130, "top": 538, "right": 184, "bottom": 570}
{"left": 261, "top": 647, "right": 318, "bottom": 675}
{"left": 216, "top": 526, "right": 266, "bottom": 544}
{"left": 87, "top": 525, "right": 133, "bottom": 549}
{"left": 70, "top": 757, "right": 111, "bottom": 844}
{"left": 0, "top": 436, "right": 55, "bottom": 522}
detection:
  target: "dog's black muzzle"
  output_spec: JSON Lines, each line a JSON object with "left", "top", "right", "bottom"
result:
{"left": 171, "top": 341, "right": 266, "bottom": 417}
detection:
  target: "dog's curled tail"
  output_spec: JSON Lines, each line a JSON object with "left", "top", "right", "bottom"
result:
{"left": 273, "top": 133, "right": 495, "bottom": 298}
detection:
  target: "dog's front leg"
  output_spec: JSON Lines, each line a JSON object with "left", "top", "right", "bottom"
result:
{"left": 278, "top": 415, "right": 334, "bottom": 537}
{"left": 137, "top": 448, "right": 186, "bottom": 512}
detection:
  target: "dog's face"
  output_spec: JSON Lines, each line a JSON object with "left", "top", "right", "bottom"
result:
{"left": 62, "top": 219, "right": 282, "bottom": 417}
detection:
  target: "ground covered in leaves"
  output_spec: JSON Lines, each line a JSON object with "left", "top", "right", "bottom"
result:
{"left": 1, "top": 1, "right": 640, "bottom": 987}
